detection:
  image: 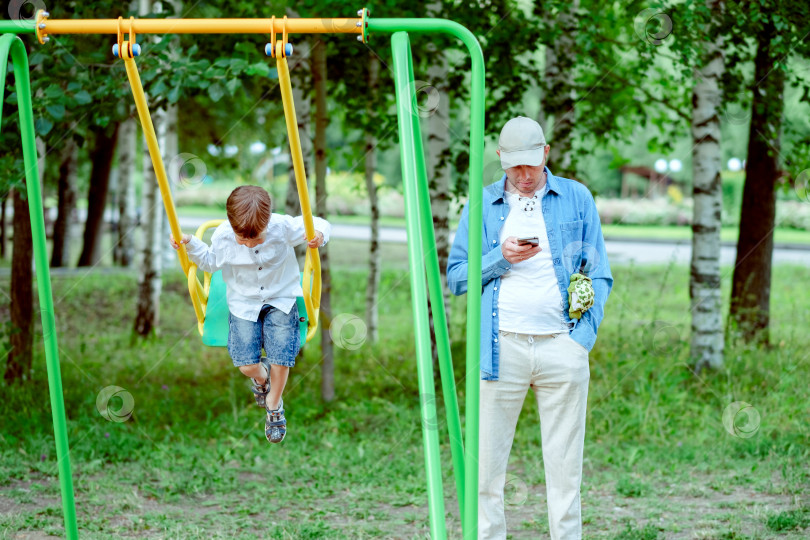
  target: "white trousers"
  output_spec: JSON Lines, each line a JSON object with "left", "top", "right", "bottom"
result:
{"left": 479, "top": 331, "right": 590, "bottom": 540}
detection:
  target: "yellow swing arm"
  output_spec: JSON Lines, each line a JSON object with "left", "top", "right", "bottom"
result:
{"left": 275, "top": 39, "right": 321, "bottom": 342}
{"left": 118, "top": 31, "right": 208, "bottom": 327}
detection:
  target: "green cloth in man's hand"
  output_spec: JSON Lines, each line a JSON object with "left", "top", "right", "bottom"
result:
{"left": 568, "top": 273, "right": 594, "bottom": 319}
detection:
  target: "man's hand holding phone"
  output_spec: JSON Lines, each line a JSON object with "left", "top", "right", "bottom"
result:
{"left": 516, "top": 236, "right": 539, "bottom": 246}
{"left": 502, "top": 235, "right": 542, "bottom": 264}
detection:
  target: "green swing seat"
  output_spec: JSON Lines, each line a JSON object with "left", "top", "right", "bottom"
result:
{"left": 201, "top": 270, "right": 309, "bottom": 348}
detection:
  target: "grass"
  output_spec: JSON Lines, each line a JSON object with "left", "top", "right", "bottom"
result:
{"left": 0, "top": 239, "right": 809, "bottom": 538}
{"left": 766, "top": 508, "right": 810, "bottom": 531}
{"left": 600, "top": 224, "right": 810, "bottom": 245}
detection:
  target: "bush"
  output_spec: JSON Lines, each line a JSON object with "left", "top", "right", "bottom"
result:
{"left": 596, "top": 197, "right": 692, "bottom": 227}
{"left": 595, "top": 196, "right": 810, "bottom": 230}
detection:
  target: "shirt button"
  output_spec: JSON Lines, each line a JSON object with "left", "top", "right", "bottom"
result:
{"left": 500, "top": 217, "right": 504, "bottom": 221}
{"left": 260, "top": 286, "right": 264, "bottom": 290}
{"left": 255, "top": 250, "right": 259, "bottom": 254}
{"left": 494, "top": 286, "right": 498, "bottom": 291}
{"left": 554, "top": 258, "right": 560, "bottom": 264}
{"left": 494, "top": 338, "right": 499, "bottom": 343}
{"left": 492, "top": 312, "right": 496, "bottom": 317}
{"left": 492, "top": 240, "right": 497, "bottom": 244}
{"left": 259, "top": 267, "right": 262, "bottom": 270}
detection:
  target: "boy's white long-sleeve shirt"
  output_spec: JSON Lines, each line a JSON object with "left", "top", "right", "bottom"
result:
{"left": 185, "top": 214, "right": 331, "bottom": 322}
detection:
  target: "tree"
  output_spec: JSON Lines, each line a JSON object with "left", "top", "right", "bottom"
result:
{"left": 424, "top": 1, "right": 454, "bottom": 371}
{"left": 541, "top": 0, "right": 580, "bottom": 178}
{"left": 114, "top": 117, "right": 137, "bottom": 267}
{"left": 311, "top": 38, "right": 334, "bottom": 402}
{"left": 690, "top": 0, "right": 725, "bottom": 370}
{"left": 363, "top": 52, "right": 382, "bottom": 343}
{"left": 50, "top": 138, "right": 78, "bottom": 267}
{"left": 133, "top": 0, "right": 165, "bottom": 336}
{"left": 728, "top": 0, "right": 810, "bottom": 344}
{"left": 0, "top": 193, "right": 7, "bottom": 258}
{"left": 133, "top": 113, "right": 165, "bottom": 336}
{"left": 6, "top": 187, "right": 33, "bottom": 383}
{"left": 77, "top": 123, "right": 120, "bottom": 266}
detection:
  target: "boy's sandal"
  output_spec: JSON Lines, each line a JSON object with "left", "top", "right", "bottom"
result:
{"left": 250, "top": 357, "right": 272, "bottom": 407}
{"left": 265, "top": 399, "right": 286, "bottom": 444}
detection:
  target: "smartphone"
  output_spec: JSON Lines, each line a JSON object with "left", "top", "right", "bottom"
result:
{"left": 516, "top": 236, "right": 540, "bottom": 246}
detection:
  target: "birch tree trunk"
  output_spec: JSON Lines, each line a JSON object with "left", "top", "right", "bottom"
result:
{"left": 134, "top": 110, "right": 166, "bottom": 336}
{"left": 690, "top": 0, "right": 725, "bottom": 371}
{"left": 51, "top": 138, "right": 78, "bottom": 267}
{"left": 161, "top": 0, "right": 181, "bottom": 270}
{"left": 729, "top": 19, "right": 784, "bottom": 345}
{"left": 133, "top": 0, "right": 164, "bottom": 336}
{"left": 426, "top": 48, "right": 451, "bottom": 317}
{"left": 543, "top": 0, "right": 579, "bottom": 178}
{"left": 364, "top": 52, "right": 382, "bottom": 343}
{"left": 115, "top": 117, "right": 137, "bottom": 267}
{"left": 425, "top": 35, "right": 452, "bottom": 371}
{"left": 312, "top": 39, "right": 334, "bottom": 402}
{"left": 161, "top": 103, "right": 178, "bottom": 270}
{"left": 0, "top": 193, "right": 7, "bottom": 259}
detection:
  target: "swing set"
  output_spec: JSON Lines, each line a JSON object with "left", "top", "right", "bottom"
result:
{"left": 1, "top": 10, "right": 484, "bottom": 539}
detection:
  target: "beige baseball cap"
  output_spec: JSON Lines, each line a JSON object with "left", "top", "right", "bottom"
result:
{"left": 498, "top": 116, "right": 547, "bottom": 170}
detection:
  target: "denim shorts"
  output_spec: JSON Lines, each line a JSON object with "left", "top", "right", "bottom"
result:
{"left": 227, "top": 304, "right": 300, "bottom": 368}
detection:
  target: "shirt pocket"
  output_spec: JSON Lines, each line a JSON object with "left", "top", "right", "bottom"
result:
{"left": 559, "top": 220, "right": 585, "bottom": 273}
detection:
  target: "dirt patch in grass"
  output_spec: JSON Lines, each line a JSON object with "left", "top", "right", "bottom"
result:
{"left": 1, "top": 468, "right": 808, "bottom": 538}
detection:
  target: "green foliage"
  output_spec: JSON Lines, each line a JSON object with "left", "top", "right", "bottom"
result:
{"left": 612, "top": 522, "right": 661, "bottom": 540}
{"left": 616, "top": 476, "right": 647, "bottom": 498}
{"left": 765, "top": 507, "right": 810, "bottom": 531}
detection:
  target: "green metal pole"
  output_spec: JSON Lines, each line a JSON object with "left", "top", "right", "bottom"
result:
{"left": 0, "top": 20, "right": 36, "bottom": 34}
{"left": 0, "top": 34, "right": 79, "bottom": 540}
{"left": 370, "top": 19, "right": 484, "bottom": 540}
{"left": 391, "top": 31, "right": 447, "bottom": 540}
{"left": 402, "top": 42, "right": 466, "bottom": 525}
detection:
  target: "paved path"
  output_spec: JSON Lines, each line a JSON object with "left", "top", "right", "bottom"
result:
{"left": 5, "top": 214, "right": 807, "bottom": 274}
{"left": 177, "top": 217, "right": 810, "bottom": 266}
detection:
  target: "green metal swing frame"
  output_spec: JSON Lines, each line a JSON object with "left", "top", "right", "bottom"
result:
{"left": 0, "top": 14, "right": 485, "bottom": 540}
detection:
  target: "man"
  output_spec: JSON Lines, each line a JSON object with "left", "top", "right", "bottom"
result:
{"left": 447, "top": 116, "right": 612, "bottom": 539}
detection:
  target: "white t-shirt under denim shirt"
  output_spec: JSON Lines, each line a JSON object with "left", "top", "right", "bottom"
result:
{"left": 185, "top": 214, "right": 331, "bottom": 322}
{"left": 498, "top": 185, "right": 569, "bottom": 335}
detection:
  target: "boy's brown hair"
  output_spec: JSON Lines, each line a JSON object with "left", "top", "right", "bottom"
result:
{"left": 226, "top": 185, "right": 272, "bottom": 239}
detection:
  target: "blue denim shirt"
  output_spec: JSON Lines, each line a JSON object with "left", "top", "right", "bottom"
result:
{"left": 447, "top": 168, "right": 613, "bottom": 381}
